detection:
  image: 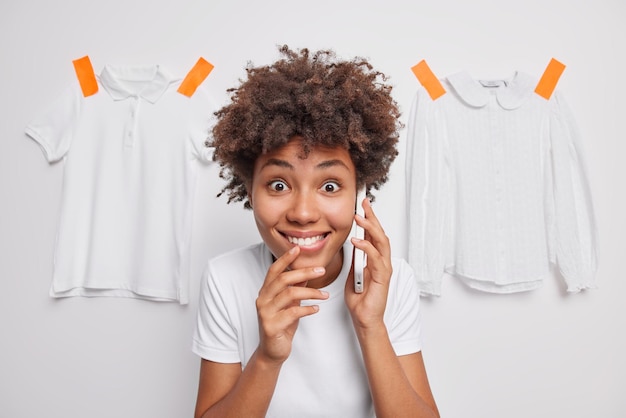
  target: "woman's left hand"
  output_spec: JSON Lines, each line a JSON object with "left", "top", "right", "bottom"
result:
{"left": 344, "top": 197, "right": 393, "bottom": 329}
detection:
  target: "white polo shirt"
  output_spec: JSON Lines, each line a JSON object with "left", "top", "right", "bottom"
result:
{"left": 26, "top": 64, "right": 216, "bottom": 303}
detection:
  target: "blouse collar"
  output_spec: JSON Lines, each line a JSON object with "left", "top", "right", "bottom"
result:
{"left": 99, "top": 64, "right": 176, "bottom": 103}
{"left": 446, "top": 71, "right": 536, "bottom": 110}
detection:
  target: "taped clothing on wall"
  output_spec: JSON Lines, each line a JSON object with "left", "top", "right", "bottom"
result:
{"left": 25, "top": 60, "right": 216, "bottom": 304}
{"left": 405, "top": 70, "right": 598, "bottom": 296}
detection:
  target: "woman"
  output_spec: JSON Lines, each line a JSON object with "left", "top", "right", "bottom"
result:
{"left": 192, "top": 46, "right": 439, "bottom": 418}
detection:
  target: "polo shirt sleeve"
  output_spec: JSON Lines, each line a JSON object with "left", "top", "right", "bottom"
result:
{"left": 192, "top": 260, "right": 241, "bottom": 363}
{"left": 187, "top": 85, "right": 216, "bottom": 164}
{"left": 549, "top": 92, "right": 598, "bottom": 292}
{"left": 25, "top": 82, "right": 82, "bottom": 163}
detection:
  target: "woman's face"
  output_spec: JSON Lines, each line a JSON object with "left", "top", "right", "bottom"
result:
{"left": 250, "top": 137, "right": 357, "bottom": 288}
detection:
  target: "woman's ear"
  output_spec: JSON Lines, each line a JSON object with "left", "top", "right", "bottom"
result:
{"left": 246, "top": 185, "right": 253, "bottom": 209}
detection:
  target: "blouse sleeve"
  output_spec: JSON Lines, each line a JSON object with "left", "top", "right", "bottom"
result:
{"left": 405, "top": 88, "right": 450, "bottom": 296}
{"left": 549, "top": 92, "right": 598, "bottom": 291}
{"left": 25, "top": 81, "right": 82, "bottom": 163}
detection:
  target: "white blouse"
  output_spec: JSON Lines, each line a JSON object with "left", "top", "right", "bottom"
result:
{"left": 405, "top": 71, "right": 598, "bottom": 295}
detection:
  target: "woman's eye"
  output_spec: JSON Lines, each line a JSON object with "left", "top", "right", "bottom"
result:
{"left": 321, "top": 181, "right": 340, "bottom": 193}
{"left": 269, "top": 180, "right": 288, "bottom": 192}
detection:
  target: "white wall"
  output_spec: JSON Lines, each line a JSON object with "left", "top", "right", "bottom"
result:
{"left": 1, "top": 0, "right": 624, "bottom": 416}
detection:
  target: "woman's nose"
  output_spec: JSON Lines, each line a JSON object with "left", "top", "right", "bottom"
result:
{"left": 286, "top": 191, "right": 320, "bottom": 224}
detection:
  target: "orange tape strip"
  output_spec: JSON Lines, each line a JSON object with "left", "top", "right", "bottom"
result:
{"left": 411, "top": 60, "right": 446, "bottom": 100}
{"left": 178, "top": 57, "right": 214, "bottom": 97}
{"left": 72, "top": 55, "right": 98, "bottom": 97}
{"left": 535, "top": 58, "right": 566, "bottom": 100}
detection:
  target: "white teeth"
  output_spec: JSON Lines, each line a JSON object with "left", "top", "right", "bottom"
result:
{"left": 287, "top": 235, "right": 324, "bottom": 246}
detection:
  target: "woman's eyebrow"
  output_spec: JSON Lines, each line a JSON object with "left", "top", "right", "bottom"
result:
{"left": 260, "top": 158, "right": 350, "bottom": 171}
{"left": 315, "top": 159, "right": 350, "bottom": 170}
{"left": 260, "top": 158, "right": 294, "bottom": 170}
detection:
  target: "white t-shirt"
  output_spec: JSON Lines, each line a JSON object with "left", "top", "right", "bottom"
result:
{"left": 405, "top": 71, "right": 598, "bottom": 296}
{"left": 25, "top": 64, "right": 215, "bottom": 303}
{"left": 192, "top": 242, "right": 423, "bottom": 417}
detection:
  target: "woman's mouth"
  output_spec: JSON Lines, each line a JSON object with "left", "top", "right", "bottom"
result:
{"left": 285, "top": 234, "right": 327, "bottom": 247}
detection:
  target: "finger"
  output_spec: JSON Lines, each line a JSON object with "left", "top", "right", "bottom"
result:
{"left": 350, "top": 237, "right": 391, "bottom": 287}
{"left": 263, "top": 305, "right": 321, "bottom": 335}
{"left": 359, "top": 197, "right": 383, "bottom": 233}
{"left": 355, "top": 200, "right": 391, "bottom": 260}
{"left": 278, "top": 304, "right": 321, "bottom": 322}
{"left": 261, "top": 264, "right": 327, "bottom": 299}
{"left": 260, "top": 250, "right": 328, "bottom": 307}
{"left": 351, "top": 236, "right": 379, "bottom": 266}
{"left": 267, "top": 285, "right": 329, "bottom": 313}
{"left": 265, "top": 246, "right": 327, "bottom": 286}
{"left": 259, "top": 246, "right": 301, "bottom": 303}
{"left": 263, "top": 245, "right": 301, "bottom": 287}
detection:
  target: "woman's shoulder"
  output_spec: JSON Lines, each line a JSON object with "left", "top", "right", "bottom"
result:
{"left": 388, "top": 256, "right": 420, "bottom": 299}
{"left": 390, "top": 256, "right": 414, "bottom": 281}
{"left": 202, "top": 242, "right": 271, "bottom": 273}
{"left": 204, "top": 242, "right": 271, "bottom": 285}
{"left": 209, "top": 242, "right": 266, "bottom": 264}
{"left": 202, "top": 243, "right": 271, "bottom": 298}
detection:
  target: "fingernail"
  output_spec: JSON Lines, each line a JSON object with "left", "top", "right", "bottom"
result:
{"left": 313, "top": 267, "right": 325, "bottom": 274}
{"left": 289, "top": 246, "right": 298, "bottom": 254}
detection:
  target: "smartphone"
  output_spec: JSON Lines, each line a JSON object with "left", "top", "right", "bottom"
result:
{"left": 353, "top": 188, "right": 366, "bottom": 293}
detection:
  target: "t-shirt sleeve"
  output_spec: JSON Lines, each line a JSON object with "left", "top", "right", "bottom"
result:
{"left": 386, "top": 259, "right": 423, "bottom": 356}
{"left": 25, "top": 81, "right": 82, "bottom": 163}
{"left": 192, "top": 261, "right": 241, "bottom": 363}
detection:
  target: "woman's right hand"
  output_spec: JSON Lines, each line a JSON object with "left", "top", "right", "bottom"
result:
{"left": 255, "top": 245, "right": 329, "bottom": 364}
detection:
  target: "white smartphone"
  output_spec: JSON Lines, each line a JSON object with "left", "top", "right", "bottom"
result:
{"left": 353, "top": 188, "right": 366, "bottom": 293}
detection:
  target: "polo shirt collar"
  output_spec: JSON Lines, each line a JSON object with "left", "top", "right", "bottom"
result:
{"left": 99, "top": 64, "right": 175, "bottom": 103}
{"left": 446, "top": 71, "right": 535, "bottom": 110}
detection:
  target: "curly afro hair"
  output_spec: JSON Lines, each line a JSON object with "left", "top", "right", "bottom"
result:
{"left": 211, "top": 45, "right": 401, "bottom": 209}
